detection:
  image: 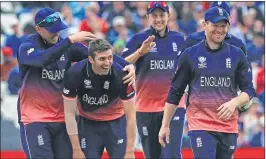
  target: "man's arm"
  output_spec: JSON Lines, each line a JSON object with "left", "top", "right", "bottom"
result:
{"left": 18, "top": 31, "right": 96, "bottom": 67}
{"left": 18, "top": 39, "right": 72, "bottom": 67}
{"left": 63, "top": 98, "right": 86, "bottom": 159}
{"left": 159, "top": 51, "right": 191, "bottom": 147}
{"left": 124, "top": 36, "right": 155, "bottom": 64}
{"left": 122, "top": 98, "right": 136, "bottom": 158}
{"left": 217, "top": 49, "right": 255, "bottom": 120}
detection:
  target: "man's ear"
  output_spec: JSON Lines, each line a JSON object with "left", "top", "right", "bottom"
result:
{"left": 88, "top": 56, "right": 94, "bottom": 64}
{"left": 202, "top": 21, "right": 207, "bottom": 30}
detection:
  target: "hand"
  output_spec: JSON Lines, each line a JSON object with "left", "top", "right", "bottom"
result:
{"left": 124, "top": 151, "right": 135, "bottom": 159}
{"left": 69, "top": 31, "right": 97, "bottom": 43}
{"left": 138, "top": 35, "right": 156, "bottom": 55}
{"left": 123, "top": 64, "right": 135, "bottom": 86}
{"left": 73, "top": 149, "right": 86, "bottom": 159}
{"left": 217, "top": 100, "right": 237, "bottom": 121}
{"left": 158, "top": 126, "right": 170, "bottom": 148}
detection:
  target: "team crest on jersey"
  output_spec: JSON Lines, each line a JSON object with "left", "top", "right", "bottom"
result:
{"left": 104, "top": 81, "right": 110, "bottom": 90}
{"left": 198, "top": 56, "right": 207, "bottom": 68}
{"left": 172, "top": 42, "right": 178, "bottom": 52}
{"left": 84, "top": 79, "right": 92, "bottom": 89}
{"left": 60, "top": 54, "right": 65, "bottom": 61}
{"left": 226, "top": 58, "right": 231, "bottom": 68}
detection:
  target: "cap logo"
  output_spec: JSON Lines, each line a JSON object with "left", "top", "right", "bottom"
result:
{"left": 218, "top": 8, "right": 223, "bottom": 16}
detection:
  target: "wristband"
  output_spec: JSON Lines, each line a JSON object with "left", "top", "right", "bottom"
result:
{"left": 137, "top": 49, "right": 144, "bottom": 56}
{"left": 68, "top": 36, "right": 75, "bottom": 44}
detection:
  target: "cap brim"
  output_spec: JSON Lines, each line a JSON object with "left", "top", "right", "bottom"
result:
{"left": 210, "top": 16, "right": 229, "bottom": 24}
{"left": 148, "top": 7, "right": 168, "bottom": 14}
{"left": 45, "top": 21, "right": 68, "bottom": 33}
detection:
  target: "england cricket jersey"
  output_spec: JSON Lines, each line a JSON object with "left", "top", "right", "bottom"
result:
{"left": 184, "top": 31, "right": 246, "bottom": 55}
{"left": 122, "top": 27, "right": 185, "bottom": 112}
{"left": 62, "top": 59, "right": 135, "bottom": 121}
{"left": 167, "top": 40, "right": 255, "bottom": 133}
{"left": 18, "top": 33, "right": 130, "bottom": 124}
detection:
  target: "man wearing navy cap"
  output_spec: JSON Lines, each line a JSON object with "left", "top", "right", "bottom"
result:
{"left": 159, "top": 6, "right": 255, "bottom": 159}
{"left": 18, "top": 7, "right": 135, "bottom": 158}
{"left": 184, "top": 1, "right": 246, "bottom": 55}
{"left": 122, "top": 2, "right": 185, "bottom": 158}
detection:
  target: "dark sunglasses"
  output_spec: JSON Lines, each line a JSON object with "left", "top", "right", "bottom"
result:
{"left": 36, "top": 12, "right": 61, "bottom": 27}
{"left": 148, "top": 2, "right": 168, "bottom": 9}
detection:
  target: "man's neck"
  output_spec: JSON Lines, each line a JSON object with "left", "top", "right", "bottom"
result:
{"left": 205, "top": 36, "right": 221, "bottom": 50}
{"left": 158, "top": 28, "right": 166, "bottom": 37}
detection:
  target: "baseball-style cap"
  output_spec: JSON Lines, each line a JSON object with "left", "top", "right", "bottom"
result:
{"left": 211, "top": 1, "right": 231, "bottom": 15}
{"left": 35, "top": 7, "right": 68, "bottom": 33}
{"left": 204, "top": 7, "right": 229, "bottom": 24}
{"left": 147, "top": 2, "right": 169, "bottom": 14}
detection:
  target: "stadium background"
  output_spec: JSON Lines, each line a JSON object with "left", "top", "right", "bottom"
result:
{"left": 0, "top": 1, "right": 264, "bottom": 158}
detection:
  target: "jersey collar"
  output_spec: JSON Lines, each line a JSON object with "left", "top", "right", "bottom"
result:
{"left": 204, "top": 37, "right": 224, "bottom": 52}
{"left": 150, "top": 26, "right": 169, "bottom": 38}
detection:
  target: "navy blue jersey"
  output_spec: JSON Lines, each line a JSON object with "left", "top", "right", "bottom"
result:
{"left": 122, "top": 27, "right": 185, "bottom": 112}
{"left": 167, "top": 40, "right": 255, "bottom": 133}
{"left": 62, "top": 59, "right": 135, "bottom": 121}
{"left": 184, "top": 31, "right": 246, "bottom": 55}
{"left": 18, "top": 33, "right": 129, "bottom": 123}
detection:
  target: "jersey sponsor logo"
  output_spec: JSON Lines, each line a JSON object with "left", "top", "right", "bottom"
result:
{"left": 122, "top": 48, "right": 129, "bottom": 53}
{"left": 41, "top": 68, "right": 65, "bottom": 80}
{"left": 27, "top": 48, "right": 34, "bottom": 55}
{"left": 126, "top": 85, "right": 135, "bottom": 97}
{"left": 60, "top": 54, "right": 65, "bottom": 61}
{"left": 103, "top": 81, "right": 110, "bottom": 90}
{"left": 81, "top": 138, "right": 86, "bottom": 149}
{"left": 196, "top": 137, "right": 202, "bottom": 147}
{"left": 173, "top": 116, "right": 180, "bottom": 121}
{"left": 84, "top": 79, "right": 92, "bottom": 89}
{"left": 117, "top": 139, "right": 124, "bottom": 144}
{"left": 82, "top": 94, "right": 108, "bottom": 105}
{"left": 172, "top": 42, "right": 178, "bottom": 52}
{"left": 142, "top": 126, "right": 148, "bottom": 136}
{"left": 248, "top": 67, "right": 251, "bottom": 72}
{"left": 150, "top": 60, "right": 175, "bottom": 70}
{"left": 150, "top": 43, "right": 157, "bottom": 52}
{"left": 226, "top": 58, "right": 231, "bottom": 68}
{"left": 198, "top": 56, "right": 207, "bottom": 68}
{"left": 229, "top": 146, "right": 235, "bottom": 150}
{"left": 63, "top": 88, "right": 70, "bottom": 94}
{"left": 200, "top": 76, "right": 231, "bottom": 87}
{"left": 37, "top": 134, "right": 44, "bottom": 146}
{"left": 177, "top": 51, "right": 182, "bottom": 56}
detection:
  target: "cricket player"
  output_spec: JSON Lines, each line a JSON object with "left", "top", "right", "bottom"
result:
{"left": 63, "top": 39, "right": 136, "bottom": 159}
{"left": 18, "top": 8, "right": 135, "bottom": 158}
{"left": 159, "top": 7, "right": 255, "bottom": 159}
{"left": 122, "top": 2, "right": 186, "bottom": 158}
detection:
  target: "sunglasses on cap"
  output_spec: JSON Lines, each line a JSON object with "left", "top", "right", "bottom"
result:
{"left": 148, "top": 2, "right": 168, "bottom": 9}
{"left": 36, "top": 12, "right": 61, "bottom": 27}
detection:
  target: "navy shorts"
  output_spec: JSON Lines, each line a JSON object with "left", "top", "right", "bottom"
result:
{"left": 188, "top": 130, "right": 238, "bottom": 159}
{"left": 78, "top": 115, "right": 127, "bottom": 159}
{"left": 20, "top": 122, "right": 72, "bottom": 159}
{"left": 136, "top": 108, "right": 186, "bottom": 159}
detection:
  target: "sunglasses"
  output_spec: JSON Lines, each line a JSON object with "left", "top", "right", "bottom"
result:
{"left": 36, "top": 12, "right": 61, "bottom": 27}
{"left": 148, "top": 2, "right": 168, "bottom": 9}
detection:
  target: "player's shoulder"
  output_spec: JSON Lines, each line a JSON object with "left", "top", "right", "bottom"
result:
{"left": 112, "top": 62, "right": 126, "bottom": 80}
{"left": 224, "top": 42, "right": 245, "bottom": 56}
{"left": 66, "top": 59, "right": 87, "bottom": 76}
{"left": 187, "top": 31, "right": 205, "bottom": 41}
{"left": 227, "top": 33, "right": 244, "bottom": 44}
{"left": 168, "top": 30, "right": 184, "bottom": 39}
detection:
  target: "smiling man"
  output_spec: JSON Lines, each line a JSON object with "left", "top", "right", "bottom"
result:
{"left": 122, "top": 2, "right": 185, "bottom": 158}
{"left": 63, "top": 39, "right": 136, "bottom": 159}
{"left": 159, "top": 7, "right": 255, "bottom": 159}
